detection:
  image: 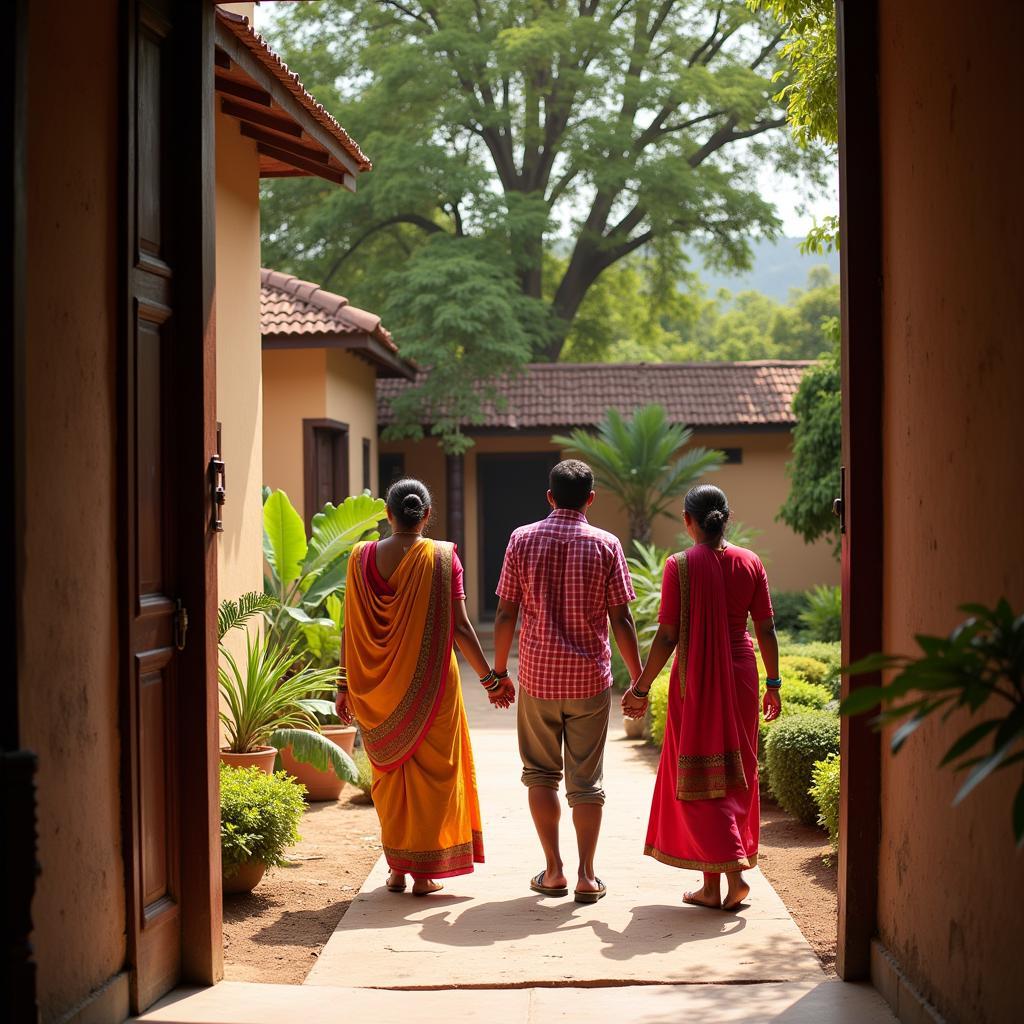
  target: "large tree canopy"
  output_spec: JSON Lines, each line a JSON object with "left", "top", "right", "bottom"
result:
{"left": 261, "top": 1, "right": 827, "bottom": 445}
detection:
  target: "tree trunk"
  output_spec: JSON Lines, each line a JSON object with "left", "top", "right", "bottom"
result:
{"left": 628, "top": 509, "right": 652, "bottom": 548}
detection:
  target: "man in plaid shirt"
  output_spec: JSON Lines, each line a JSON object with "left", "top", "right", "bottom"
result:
{"left": 493, "top": 459, "right": 642, "bottom": 903}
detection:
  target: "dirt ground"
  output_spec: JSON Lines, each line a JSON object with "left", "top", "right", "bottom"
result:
{"left": 222, "top": 788, "right": 382, "bottom": 985}
{"left": 223, "top": 761, "right": 837, "bottom": 983}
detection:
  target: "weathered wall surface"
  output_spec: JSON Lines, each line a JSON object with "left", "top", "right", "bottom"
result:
{"left": 325, "top": 350, "right": 379, "bottom": 496}
{"left": 382, "top": 429, "right": 837, "bottom": 622}
{"left": 215, "top": 108, "right": 264, "bottom": 627}
{"left": 20, "top": 1, "right": 128, "bottom": 1018}
{"left": 261, "top": 348, "right": 327, "bottom": 522}
{"left": 876, "top": 2, "right": 1024, "bottom": 1020}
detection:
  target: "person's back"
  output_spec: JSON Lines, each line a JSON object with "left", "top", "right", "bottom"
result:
{"left": 492, "top": 459, "right": 641, "bottom": 903}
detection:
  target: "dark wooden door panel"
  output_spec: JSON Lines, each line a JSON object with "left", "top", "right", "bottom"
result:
{"left": 477, "top": 454, "right": 558, "bottom": 616}
{"left": 303, "top": 418, "right": 349, "bottom": 529}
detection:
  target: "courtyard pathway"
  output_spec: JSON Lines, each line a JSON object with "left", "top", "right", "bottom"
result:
{"left": 137, "top": 654, "right": 897, "bottom": 1023}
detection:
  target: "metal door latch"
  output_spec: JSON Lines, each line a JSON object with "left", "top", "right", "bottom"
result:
{"left": 174, "top": 599, "right": 189, "bottom": 651}
{"left": 210, "top": 454, "right": 226, "bottom": 532}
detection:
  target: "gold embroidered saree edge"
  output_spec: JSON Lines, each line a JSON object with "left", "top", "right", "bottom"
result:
{"left": 643, "top": 845, "right": 756, "bottom": 873}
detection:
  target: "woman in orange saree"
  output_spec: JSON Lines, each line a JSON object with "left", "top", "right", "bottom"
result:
{"left": 336, "top": 479, "right": 514, "bottom": 896}
{"left": 622, "top": 485, "right": 782, "bottom": 910}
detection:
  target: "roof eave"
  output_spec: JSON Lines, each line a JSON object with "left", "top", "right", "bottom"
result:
{"left": 263, "top": 333, "right": 416, "bottom": 380}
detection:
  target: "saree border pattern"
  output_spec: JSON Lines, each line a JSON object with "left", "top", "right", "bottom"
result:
{"left": 360, "top": 542, "right": 454, "bottom": 771}
{"left": 643, "top": 844, "right": 757, "bottom": 873}
{"left": 675, "top": 749, "right": 748, "bottom": 801}
{"left": 384, "top": 830, "right": 485, "bottom": 878}
{"left": 674, "top": 550, "right": 690, "bottom": 699}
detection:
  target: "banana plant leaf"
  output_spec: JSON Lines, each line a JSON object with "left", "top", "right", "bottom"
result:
{"left": 302, "top": 494, "right": 386, "bottom": 580}
{"left": 264, "top": 490, "right": 307, "bottom": 586}
{"left": 270, "top": 727, "right": 358, "bottom": 783}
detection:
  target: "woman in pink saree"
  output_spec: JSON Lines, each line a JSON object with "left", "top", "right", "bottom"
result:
{"left": 622, "top": 485, "right": 782, "bottom": 910}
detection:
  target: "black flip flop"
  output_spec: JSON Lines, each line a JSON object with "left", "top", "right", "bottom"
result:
{"left": 530, "top": 871, "right": 569, "bottom": 898}
{"left": 573, "top": 878, "right": 607, "bottom": 904}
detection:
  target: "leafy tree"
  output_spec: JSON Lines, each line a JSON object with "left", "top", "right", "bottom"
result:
{"left": 747, "top": 0, "right": 838, "bottom": 251}
{"left": 260, "top": 1, "right": 828, "bottom": 444}
{"left": 778, "top": 321, "right": 839, "bottom": 551}
{"left": 553, "top": 404, "right": 724, "bottom": 544}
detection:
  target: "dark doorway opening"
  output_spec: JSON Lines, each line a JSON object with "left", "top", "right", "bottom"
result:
{"left": 303, "top": 418, "right": 349, "bottom": 528}
{"left": 477, "top": 452, "right": 558, "bottom": 617}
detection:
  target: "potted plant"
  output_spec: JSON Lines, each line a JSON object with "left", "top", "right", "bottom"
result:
{"left": 278, "top": 697, "right": 358, "bottom": 801}
{"left": 220, "top": 763, "right": 306, "bottom": 894}
{"left": 217, "top": 596, "right": 358, "bottom": 783}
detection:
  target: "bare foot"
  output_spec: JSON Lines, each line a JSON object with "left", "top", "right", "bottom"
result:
{"left": 723, "top": 878, "right": 751, "bottom": 910}
{"left": 575, "top": 872, "right": 601, "bottom": 893}
{"left": 683, "top": 885, "right": 722, "bottom": 909}
{"left": 542, "top": 868, "right": 569, "bottom": 890}
{"left": 412, "top": 879, "right": 445, "bottom": 896}
{"left": 387, "top": 870, "right": 407, "bottom": 891}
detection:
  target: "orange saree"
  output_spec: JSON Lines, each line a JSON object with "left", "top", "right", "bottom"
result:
{"left": 344, "top": 539, "right": 483, "bottom": 879}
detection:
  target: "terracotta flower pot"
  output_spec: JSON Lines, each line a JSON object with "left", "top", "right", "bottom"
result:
{"left": 279, "top": 725, "right": 357, "bottom": 802}
{"left": 222, "top": 859, "right": 266, "bottom": 895}
{"left": 623, "top": 710, "right": 647, "bottom": 740}
{"left": 220, "top": 747, "right": 278, "bottom": 774}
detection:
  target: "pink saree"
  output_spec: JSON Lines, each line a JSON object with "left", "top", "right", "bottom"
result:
{"left": 644, "top": 544, "right": 760, "bottom": 872}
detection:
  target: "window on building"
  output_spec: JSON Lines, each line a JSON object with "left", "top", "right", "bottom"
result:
{"left": 378, "top": 452, "right": 404, "bottom": 495}
{"left": 721, "top": 447, "right": 743, "bottom": 465}
{"left": 362, "top": 438, "right": 371, "bottom": 492}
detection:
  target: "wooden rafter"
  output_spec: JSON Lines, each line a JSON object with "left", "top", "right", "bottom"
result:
{"left": 219, "top": 98, "right": 303, "bottom": 138}
{"left": 240, "top": 122, "right": 330, "bottom": 164}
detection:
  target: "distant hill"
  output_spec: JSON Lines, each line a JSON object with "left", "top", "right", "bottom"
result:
{"left": 688, "top": 236, "right": 839, "bottom": 303}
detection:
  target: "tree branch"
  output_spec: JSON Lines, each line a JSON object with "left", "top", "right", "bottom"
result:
{"left": 320, "top": 214, "right": 446, "bottom": 289}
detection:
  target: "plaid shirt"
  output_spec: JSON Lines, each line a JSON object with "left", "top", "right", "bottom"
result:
{"left": 496, "top": 509, "right": 636, "bottom": 700}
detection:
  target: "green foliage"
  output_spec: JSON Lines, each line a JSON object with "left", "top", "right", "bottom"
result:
{"left": 778, "top": 327, "right": 840, "bottom": 551}
{"left": 772, "top": 590, "right": 810, "bottom": 634}
{"left": 779, "top": 654, "right": 831, "bottom": 691}
{"left": 263, "top": 490, "right": 386, "bottom": 666}
{"left": 218, "top": 592, "right": 279, "bottom": 642}
{"left": 609, "top": 636, "right": 633, "bottom": 692}
{"left": 259, "top": 1, "right": 827, "bottom": 445}
{"left": 220, "top": 764, "right": 306, "bottom": 875}
{"left": 554, "top": 405, "right": 723, "bottom": 543}
{"left": 779, "top": 639, "right": 841, "bottom": 697}
{"left": 626, "top": 542, "right": 670, "bottom": 648}
{"left": 765, "top": 710, "right": 840, "bottom": 824}
{"left": 757, "top": 697, "right": 817, "bottom": 766}
{"left": 648, "top": 669, "right": 672, "bottom": 748}
{"left": 799, "top": 584, "right": 841, "bottom": 641}
{"left": 747, "top": 0, "right": 838, "bottom": 251}
{"left": 809, "top": 752, "right": 841, "bottom": 849}
{"left": 843, "top": 599, "right": 1024, "bottom": 848}
{"left": 217, "top": 629, "right": 338, "bottom": 755}
{"left": 351, "top": 747, "right": 375, "bottom": 804}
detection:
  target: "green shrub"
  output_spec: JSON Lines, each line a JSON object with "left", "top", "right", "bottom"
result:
{"left": 780, "top": 640, "right": 842, "bottom": 697}
{"left": 765, "top": 711, "right": 840, "bottom": 824}
{"left": 220, "top": 764, "right": 305, "bottom": 876}
{"left": 351, "top": 747, "right": 374, "bottom": 805}
{"left": 799, "top": 584, "right": 841, "bottom": 642}
{"left": 648, "top": 669, "right": 671, "bottom": 747}
{"left": 810, "top": 753, "right": 841, "bottom": 849}
{"left": 758, "top": 699, "right": 818, "bottom": 766}
{"left": 778, "top": 655, "right": 831, "bottom": 690}
{"left": 771, "top": 590, "right": 810, "bottom": 635}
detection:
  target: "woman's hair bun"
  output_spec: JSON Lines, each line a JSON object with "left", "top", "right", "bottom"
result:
{"left": 401, "top": 493, "right": 425, "bottom": 519}
{"left": 703, "top": 508, "right": 725, "bottom": 529}
{"left": 386, "top": 478, "right": 432, "bottom": 528}
{"left": 683, "top": 483, "right": 730, "bottom": 538}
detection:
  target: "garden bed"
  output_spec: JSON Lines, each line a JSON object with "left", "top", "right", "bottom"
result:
{"left": 223, "top": 789, "right": 382, "bottom": 984}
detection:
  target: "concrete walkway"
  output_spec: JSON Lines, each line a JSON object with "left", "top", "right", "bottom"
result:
{"left": 137, "top": 660, "right": 897, "bottom": 1023}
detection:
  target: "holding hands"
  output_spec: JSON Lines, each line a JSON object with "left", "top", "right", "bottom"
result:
{"left": 481, "top": 669, "right": 516, "bottom": 710}
{"left": 621, "top": 683, "right": 648, "bottom": 720}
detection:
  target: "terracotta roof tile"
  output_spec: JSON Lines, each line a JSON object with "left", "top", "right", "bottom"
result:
{"left": 217, "top": 9, "right": 371, "bottom": 172}
{"left": 377, "top": 362, "right": 814, "bottom": 429}
{"left": 260, "top": 268, "right": 398, "bottom": 352}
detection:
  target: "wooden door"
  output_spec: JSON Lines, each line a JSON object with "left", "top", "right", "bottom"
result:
{"left": 122, "top": 0, "right": 220, "bottom": 1010}
{"left": 477, "top": 453, "right": 558, "bottom": 617}
{"left": 303, "top": 418, "right": 349, "bottom": 527}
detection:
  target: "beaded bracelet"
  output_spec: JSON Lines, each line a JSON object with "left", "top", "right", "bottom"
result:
{"left": 765, "top": 677, "right": 783, "bottom": 689}
{"left": 629, "top": 684, "right": 650, "bottom": 699}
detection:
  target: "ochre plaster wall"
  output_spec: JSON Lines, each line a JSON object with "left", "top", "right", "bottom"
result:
{"left": 20, "top": 1, "right": 128, "bottom": 1018}
{"left": 382, "top": 429, "right": 837, "bottom": 622}
{"left": 215, "top": 107, "right": 264, "bottom": 637}
{"left": 325, "top": 350, "right": 379, "bottom": 496}
{"left": 876, "top": 3, "right": 1024, "bottom": 1020}
{"left": 261, "top": 348, "right": 327, "bottom": 522}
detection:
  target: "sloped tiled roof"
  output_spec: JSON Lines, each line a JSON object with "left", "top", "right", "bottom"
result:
{"left": 216, "top": 9, "right": 371, "bottom": 173}
{"left": 261, "top": 269, "right": 415, "bottom": 379}
{"left": 377, "top": 361, "right": 813, "bottom": 429}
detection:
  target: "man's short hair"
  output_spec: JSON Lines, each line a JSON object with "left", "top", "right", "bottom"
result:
{"left": 549, "top": 459, "right": 594, "bottom": 510}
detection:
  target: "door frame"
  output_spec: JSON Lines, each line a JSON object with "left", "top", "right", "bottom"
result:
{"left": 475, "top": 451, "right": 559, "bottom": 618}
{"left": 119, "top": 0, "right": 221, "bottom": 1006}
{"left": 303, "top": 417, "right": 350, "bottom": 528}
{"left": 835, "top": 0, "right": 884, "bottom": 982}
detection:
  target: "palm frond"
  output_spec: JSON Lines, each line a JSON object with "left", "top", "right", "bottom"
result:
{"left": 218, "top": 592, "right": 280, "bottom": 641}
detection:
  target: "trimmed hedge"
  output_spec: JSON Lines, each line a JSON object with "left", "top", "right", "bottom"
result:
{"left": 770, "top": 590, "right": 811, "bottom": 634}
{"left": 778, "top": 641, "right": 841, "bottom": 698}
{"left": 778, "top": 654, "right": 831, "bottom": 689}
{"left": 765, "top": 711, "right": 840, "bottom": 824}
{"left": 810, "top": 752, "right": 841, "bottom": 849}
{"left": 648, "top": 669, "right": 671, "bottom": 747}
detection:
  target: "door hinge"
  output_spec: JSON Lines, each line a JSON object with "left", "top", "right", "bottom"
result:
{"left": 210, "top": 454, "right": 226, "bottom": 533}
{"left": 833, "top": 465, "right": 846, "bottom": 534}
{"left": 174, "top": 599, "right": 189, "bottom": 651}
